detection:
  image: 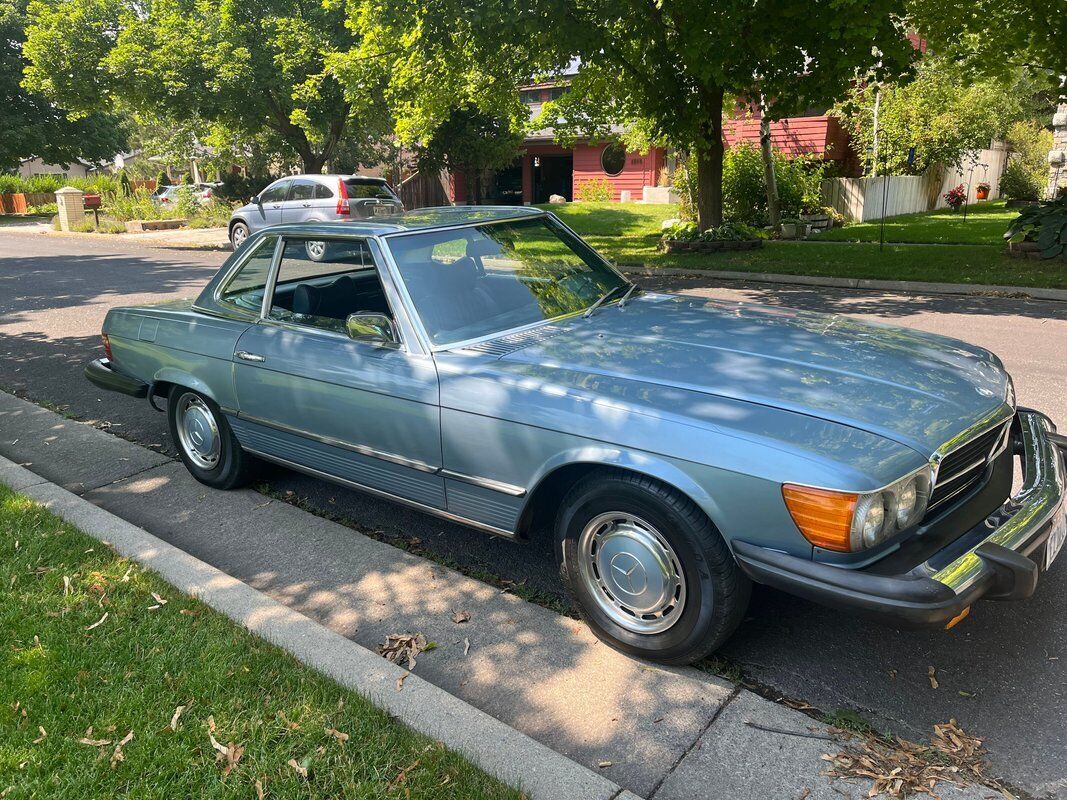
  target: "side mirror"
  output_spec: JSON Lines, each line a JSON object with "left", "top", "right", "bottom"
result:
{"left": 345, "top": 313, "right": 398, "bottom": 347}
{"left": 250, "top": 195, "right": 261, "bottom": 205}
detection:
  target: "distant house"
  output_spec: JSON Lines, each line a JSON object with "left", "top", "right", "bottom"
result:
{"left": 449, "top": 70, "right": 860, "bottom": 205}
{"left": 16, "top": 157, "right": 93, "bottom": 180}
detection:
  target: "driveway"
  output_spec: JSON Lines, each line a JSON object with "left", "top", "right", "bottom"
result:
{"left": 2, "top": 229, "right": 1065, "bottom": 798}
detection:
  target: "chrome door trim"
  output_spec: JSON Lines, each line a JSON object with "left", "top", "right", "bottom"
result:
{"left": 239, "top": 413, "right": 439, "bottom": 473}
{"left": 439, "top": 469, "right": 527, "bottom": 497}
{"left": 244, "top": 447, "right": 517, "bottom": 539}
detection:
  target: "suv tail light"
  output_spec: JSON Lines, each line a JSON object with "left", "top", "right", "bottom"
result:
{"left": 102, "top": 333, "right": 114, "bottom": 361}
{"left": 336, "top": 179, "right": 350, "bottom": 215}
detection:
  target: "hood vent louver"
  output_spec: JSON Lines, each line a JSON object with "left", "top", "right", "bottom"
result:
{"left": 459, "top": 324, "right": 570, "bottom": 357}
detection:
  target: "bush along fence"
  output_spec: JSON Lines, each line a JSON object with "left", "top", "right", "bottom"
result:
{"left": 0, "top": 175, "right": 157, "bottom": 215}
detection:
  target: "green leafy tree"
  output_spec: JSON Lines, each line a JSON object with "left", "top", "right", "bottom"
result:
{"left": 834, "top": 57, "right": 1035, "bottom": 176}
{"left": 389, "top": 0, "right": 914, "bottom": 227}
{"left": 22, "top": 0, "right": 391, "bottom": 173}
{"left": 0, "top": 0, "right": 125, "bottom": 171}
{"left": 415, "top": 107, "right": 524, "bottom": 204}
{"left": 909, "top": 0, "right": 1066, "bottom": 101}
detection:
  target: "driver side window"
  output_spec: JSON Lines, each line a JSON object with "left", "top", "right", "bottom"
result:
{"left": 267, "top": 237, "right": 392, "bottom": 336}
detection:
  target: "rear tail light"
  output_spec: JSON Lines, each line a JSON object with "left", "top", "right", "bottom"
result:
{"left": 336, "top": 179, "right": 350, "bottom": 215}
{"left": 102, "top": 333, "right": 114, "bottom": 361}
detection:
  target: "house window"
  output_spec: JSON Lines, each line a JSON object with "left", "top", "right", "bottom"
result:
{"left": 601, "top": 143, "right": 626, "bottom": 176}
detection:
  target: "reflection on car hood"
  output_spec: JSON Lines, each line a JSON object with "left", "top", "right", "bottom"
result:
{"left": 494, "top": 293, "right": 1009, "bottom": 455}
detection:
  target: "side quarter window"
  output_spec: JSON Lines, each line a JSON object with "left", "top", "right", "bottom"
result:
{"left": 217, "top": 236, "right": 278, "bottom": 316}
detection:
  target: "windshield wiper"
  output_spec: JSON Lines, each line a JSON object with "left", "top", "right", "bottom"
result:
{"left": 583, "top": 282, "right": 630, "bottom": 318}
{"left": 618, "top": 282, "right": 641, "bottom": 308}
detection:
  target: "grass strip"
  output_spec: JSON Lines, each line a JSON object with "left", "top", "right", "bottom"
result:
{"left": 0, "top": 484, "right": 522, "bottom": 800}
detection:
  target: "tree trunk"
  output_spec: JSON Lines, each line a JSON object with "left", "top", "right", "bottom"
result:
{"left": 301, "top": 152, "right": 327, "bottom": 174}
{"left": 694, "top": 88, "right": 725, "bottom": 230}
{"left": 759, "top": 104, "right": 780, "bottom": 232}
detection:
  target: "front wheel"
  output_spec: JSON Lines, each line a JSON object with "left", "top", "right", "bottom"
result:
{"left": 167, "top": 386, "right": 257, "bottom": 489}
{"left": 555, "top": 469, "right": 750, "bottom": 665}
{"left": 230, "top": 221, "right": 250, "bottom": 251}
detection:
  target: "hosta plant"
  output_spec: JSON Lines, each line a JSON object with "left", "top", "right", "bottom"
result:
{"left": 1004, "top": 196, "right": 1067, "bottom": 260}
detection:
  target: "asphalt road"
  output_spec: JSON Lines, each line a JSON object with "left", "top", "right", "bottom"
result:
{"left": 2, "top": 229, "right": 1066, "bottom": 798}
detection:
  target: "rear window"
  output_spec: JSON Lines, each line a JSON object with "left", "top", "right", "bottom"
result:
{"left": 343, "top": 179, "right": 395, "bottom": 200}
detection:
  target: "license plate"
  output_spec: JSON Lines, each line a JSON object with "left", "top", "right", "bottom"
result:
{"left": 372, "top": 205, "right": 394, "bottom": 216}
{"left": 1046, "top": 505, "right": 1067, "bottom": 570}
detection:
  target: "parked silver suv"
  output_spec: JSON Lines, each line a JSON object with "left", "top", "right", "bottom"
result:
{"left": 228, "top": 174, "right": 403, "bottom": 253}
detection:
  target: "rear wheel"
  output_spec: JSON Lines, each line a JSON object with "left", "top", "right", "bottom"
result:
{"left": 305, "top": 240, "right": 329, "bottom": 262}
{"left": 230, "top": 221, "right": 250, "bottom": 251}
{"left": 555, "top": 469, "right": 749, "bottom": 664}
{"left": 167, "top": 386, "right": 256, "bottom": 489}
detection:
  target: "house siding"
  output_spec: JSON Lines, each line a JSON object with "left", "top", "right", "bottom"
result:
{"left": 722, "top": 114, "right": 849, "bottom": 160}
{"left": 573, "top": 143, "right": 663, "bottom": 201}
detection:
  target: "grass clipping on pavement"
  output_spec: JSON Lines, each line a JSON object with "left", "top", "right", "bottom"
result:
{"left": 0, "top": 485, "right": 522, "bottom": 800}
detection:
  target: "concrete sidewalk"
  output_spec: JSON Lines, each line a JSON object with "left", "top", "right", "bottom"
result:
{"left": 0, "top": 390, "right": 1005, "bottom": 800}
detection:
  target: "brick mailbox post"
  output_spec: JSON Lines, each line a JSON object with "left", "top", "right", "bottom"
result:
{"left": 54, "top": 186, "right": 85, "bottom": 231}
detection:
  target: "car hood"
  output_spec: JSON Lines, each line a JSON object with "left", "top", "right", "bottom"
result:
{"left": 493, "top": 293, "right": 1010, "bottom": 456}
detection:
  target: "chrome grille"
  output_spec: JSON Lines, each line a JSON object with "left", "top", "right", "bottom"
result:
{"left": 927, "top": 420, "right": 1011, "bottom": 513}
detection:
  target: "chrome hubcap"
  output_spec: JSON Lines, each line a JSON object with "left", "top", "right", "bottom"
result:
{"left": 578, "top": 512, "right": 686, "bottom": 634}
{"left": 232, "top": 226, "right": 247, "bottom": 248}
{"left": 305, "top": 240, "right": 326, "bottom": 259}
{"left": 176, "top": 394, "right": 221, "bottom": 470}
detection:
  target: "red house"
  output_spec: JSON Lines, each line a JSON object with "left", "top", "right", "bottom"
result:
{"left": 449, "top": 78, "right": 860, "bottom": 205}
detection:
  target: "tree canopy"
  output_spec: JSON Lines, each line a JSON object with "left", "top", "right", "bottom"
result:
{"left": 0, "top": 0, "right": 125, "bottom": 171}
{"left": 369, "top": 0, "right": 915, "bottom": 227}
{"left": 22, "top": 0, "right": 391, "bottom": 172}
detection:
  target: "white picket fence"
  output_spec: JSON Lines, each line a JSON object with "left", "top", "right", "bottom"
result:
{"left": 822, "top": 143, "right": 1010, "bottom": 221}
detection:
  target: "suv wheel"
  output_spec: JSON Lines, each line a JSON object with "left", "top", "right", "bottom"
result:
{"left": 230, "top": 221, "right": 250, "bottom": 251}
{"left": 555, "top": 469, "right": 750, "bottom": 664}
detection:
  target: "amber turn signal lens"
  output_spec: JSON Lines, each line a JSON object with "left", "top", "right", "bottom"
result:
{"left": 782, "top": 484, "right": 858, "bottom": 552}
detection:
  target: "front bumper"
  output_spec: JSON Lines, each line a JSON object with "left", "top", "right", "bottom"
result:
{"left": 84, "top": 358, "right": 149, "bottom": 398}
{"left": 733, "top": 410, "right": 1066, "bottom": 626}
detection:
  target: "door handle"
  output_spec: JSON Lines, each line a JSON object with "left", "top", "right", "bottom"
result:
{"left": 235, "top": 350, "right": 265, "bottom": 362}
{"left": 302, "top": 203, "right": 311, "bottom": 207}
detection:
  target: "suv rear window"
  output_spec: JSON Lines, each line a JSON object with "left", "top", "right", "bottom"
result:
{"left": 342, "top": 179, "right": 395, "bottom": 200}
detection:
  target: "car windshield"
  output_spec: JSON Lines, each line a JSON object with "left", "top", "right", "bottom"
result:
{"left": 343, "top": 179, "right": 396, "bottom": 200}
{"left": 387, "top": 216, "right": 627, "bottom": 346}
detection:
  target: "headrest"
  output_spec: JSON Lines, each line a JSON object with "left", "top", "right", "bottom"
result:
{"left": 292, "top": 283, "right": 321, "bottom": 316}
{"left": 448, "top": 256, "right": 480, "bottom": 288}
{"left": 465, "top": 238, "right": 502, "bottom": 259}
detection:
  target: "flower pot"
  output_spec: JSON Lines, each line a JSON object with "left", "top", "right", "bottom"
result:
{"left": 976, "top": 186, "right": 990, "bottom": 200}
{"left": 780, "top": 223, "right": 798, "bottom": 239}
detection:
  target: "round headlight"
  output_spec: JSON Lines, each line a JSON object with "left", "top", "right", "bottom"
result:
{"left": 852, "top": 494, "right": 886, "bottom": 549}
{"left": 896, "top": 478, "right": 917, "bottom": 527}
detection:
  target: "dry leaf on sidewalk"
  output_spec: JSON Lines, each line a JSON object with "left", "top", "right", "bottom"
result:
{"left": 396, "top": 671, "right": 410, "bottom": 691}
{"left": 822, "top": 719, "right": 997, "bottom": 797}
{"left": 451, "top": 610, "right": 471, "bottom": 624}
{"left": 463, "top": 637, "right": 470, "bottom": 656}
{"left": 928, "top": 666, "right": 939, "bottom": 689}
{"left": 378, "top": 633, "right": 429, "bottom": 670}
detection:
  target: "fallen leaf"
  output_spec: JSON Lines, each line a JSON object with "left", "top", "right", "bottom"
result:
{"left": 325, "top": 727, "right": 349, "bottom": 744}
{"left": 463, "top": 637, "right": 470, "bottom": 656}
{"left": 598, "top": 761, "right": 613, "bottom": 768}
{"left": 151, "top": 592, "right": 167, "bottom": 606}
{"left": 928, "top": 666, "right": 939, "bottom": 690}
{"left": 207, "top": 715, "right": 216, "bottom": 733}
{"left": 120, "top": 568, "right": 132, "bottom": 583}
{"left": 110, "top": 731, "right": 133, "bottom": 768}
{"left": 389, "top": 759, "right": 420, "bottom": 787}
{"left": 63, "top": 576, "right": 71, "bottom": 596}
{"left": 33, "top": 726, "right": 47, "bottom": 744}
{"left": 255, "top": 778, "right": 265, "bottom": 799}
{"left": 78, "top": 737, "right": 112, "bottom": 747}
{"left": 287, "top": 758, "right": 308, "bottom": 778}
{"left": 86, "top": 612, "right": 109, "bottom": 631}
{"left": 378, "top": 633, "right": 429, "bottom": 670}
{"left": 396, "top": 671, "right": 410, "bottom": 691}
{"left": 168, "top": 705, "right": 186, "bottom": 731}
{"left": 277, "top": 712, "right": 300, "bottom": 731}
{"left": 451, "top": 610, "right": 471, "bottom": 624}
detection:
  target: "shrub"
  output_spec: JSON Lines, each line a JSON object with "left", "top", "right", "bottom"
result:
{"left": 999, "top": 159, "right": 1042, "bottom": 201}
{"left": 1001, "top": 121, "right": 1054, "bottom": 201}
{"left": 175, "top": 186, "right": 201, "bottom": 218}
{"left": 26, "top": 203, "right": 57, "bottom": 216}
{"left": 1004, "top": 196, "right": 1067, "bottom": 260}
{"left": 701, "top": 222, "right": 766, "bottom": 241}
{"left": 943, "top": 184, "right": 967, "bottom": 209}
{"left": 574, "top": 178, "right": 614, "bottom": 203}
{"left": 661, "top": 220, "right": 700, "bottom": 241}
{"left": 105, "top": 188, "right": 173, "bottom": 221}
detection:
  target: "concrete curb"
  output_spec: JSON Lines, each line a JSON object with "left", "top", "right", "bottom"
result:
{"left": 0, "top": 455, "right": 633, "bottom": 800}
{"left": 622, "top": 265, "right": 1067, "bottom": 302}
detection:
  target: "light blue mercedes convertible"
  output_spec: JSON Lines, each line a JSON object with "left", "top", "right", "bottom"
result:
{"left": 86, "top": 207, "right": 1067, "bottom": 664}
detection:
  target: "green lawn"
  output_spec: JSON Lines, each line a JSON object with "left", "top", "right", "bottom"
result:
{"left": 534, "top": 200, "right": 1064, "bottom": 289}
{"left": 0, "top": 485, "right": 521, "bottom": 800}
{"left": 816, "top": 201, "right": 1016, "bottom": 245}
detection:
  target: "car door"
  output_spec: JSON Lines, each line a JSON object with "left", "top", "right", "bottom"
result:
{"left": 248, "top": 179, "right": 290, "bottom": 231}
{"left": 282, "top": 178, "right": 317, "bottom": 223}
{"left": 229, "top": 234, "right": 445, "bottom": 510}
